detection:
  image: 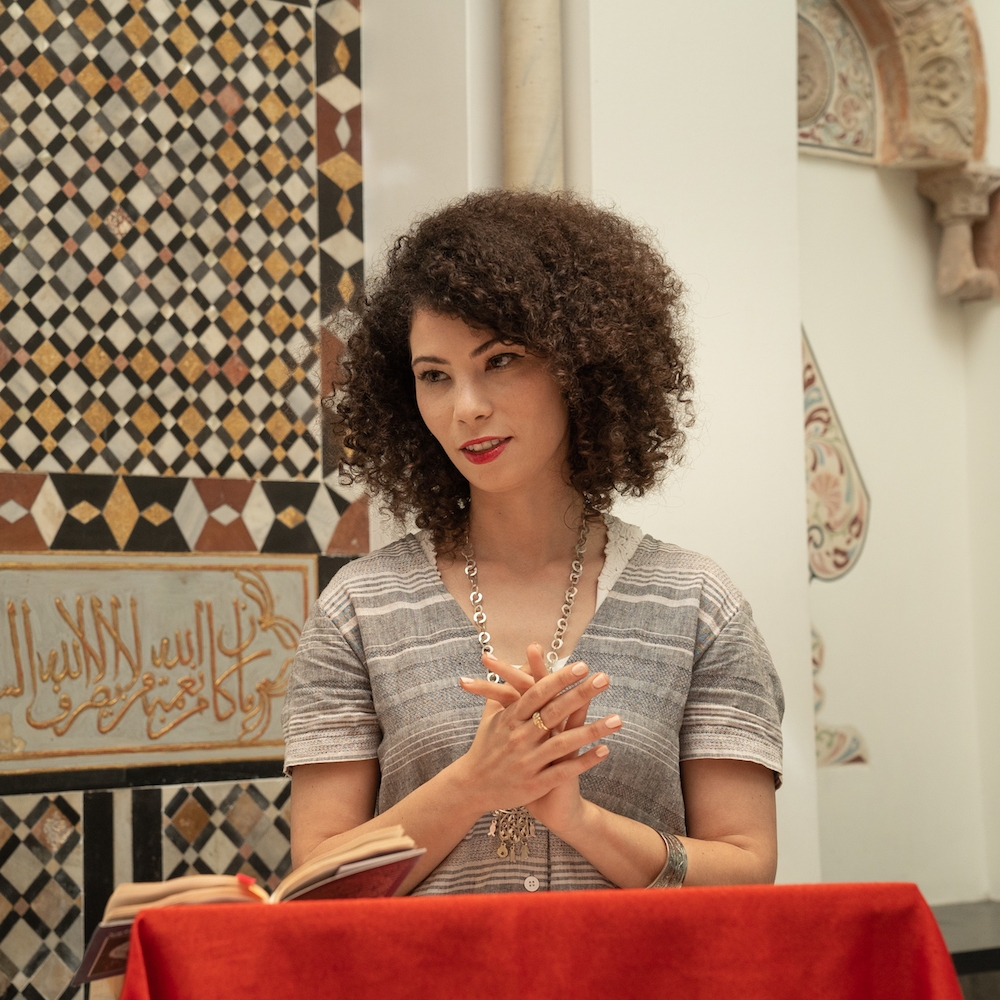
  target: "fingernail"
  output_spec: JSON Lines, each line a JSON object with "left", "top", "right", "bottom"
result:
{"left": 571, "top": 662, "right": 588, "bottom": 676}
{"left": 459, "top": 677, "right": 474, "bottom": 685}
{"left": 596, "top": 745, "right": 610, "bottom": 758}
{"left": 592, "top": 673, "right": 609, "bottom": 689}
{"left": 606, "top": 715, "right": 622, "bottom": 729}
{"left": 483, "top": 653, "right": 497, "bottom": 662}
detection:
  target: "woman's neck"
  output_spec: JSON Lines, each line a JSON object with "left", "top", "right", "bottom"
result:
{"left": 465, "top": 483, "right": 591, "bottom": 574}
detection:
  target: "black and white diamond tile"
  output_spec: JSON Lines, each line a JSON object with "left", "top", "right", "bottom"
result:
{"left": 161, "top": 779, "right": 291, "bottom": 891}
{"left": 0, "top": 0, "right": 325, "bottom": 481}
{"left": 0, "top": 793, "right": 83, "bottom": 1000}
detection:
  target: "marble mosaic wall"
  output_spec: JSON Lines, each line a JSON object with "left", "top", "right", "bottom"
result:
{"left": 0, "top": 0, "right": 363, "bottom": 992}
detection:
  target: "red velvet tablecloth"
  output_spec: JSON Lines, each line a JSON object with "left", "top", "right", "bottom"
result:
{"left": 119, "top": 882, "right": 961, "bottom": 1000}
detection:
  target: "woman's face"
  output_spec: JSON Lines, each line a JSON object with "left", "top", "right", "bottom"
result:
{"left": 410, "top": 308, "right": 571, "bottom": 498}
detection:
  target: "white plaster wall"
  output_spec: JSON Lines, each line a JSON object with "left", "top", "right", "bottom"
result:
{"left": 588, "top": 1, "right": 821, "bottom": 884}
{"left": 362, "top": 0, "right": 822, "bottom": 883}
{"left": 798, "top": 157, "right": 990, "bottom": 903}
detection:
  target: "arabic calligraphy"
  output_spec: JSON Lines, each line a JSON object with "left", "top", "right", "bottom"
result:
{"left": 1, "top": 564, "right": 306, "bottom": 756}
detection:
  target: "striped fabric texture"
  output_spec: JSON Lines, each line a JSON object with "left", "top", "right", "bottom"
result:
{"left": 282, "top": 524, "right": 784, "bottom": 895}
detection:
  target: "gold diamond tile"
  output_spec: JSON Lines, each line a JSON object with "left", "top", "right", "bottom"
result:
{"left": 220, "top": 10, "right": 235, "bottom": 26}
{"left": 131, "top": 346, "right": 159, "bottom": 382}
{"left": 26, "top": 54, "right": 57, "bottom": 90}
{"left": 337, "top": 270, "right": 355, "bottom": 303}
{"left": 0, "top": 228, "right": 10, "bottom": 253}
{"left": 110, "top": 242, "right": 126, "bottom": 259}
{"left": 177, "top": 405, "right": 206, "bottom": 439}
{"left": 221, "top": 407, "right": 249, "bottom": 442}
{"left": 336, "top": 191, "right": 353, "bottom": 226}
{"left": 319, "top": 151, "right": 362, "bottom": 191}
{"left": 91, "top": 437, "right": 106, "bottom": 453}
{"left": 215, "top": 30, "right": 242, "bottom": 63}
{"left": 69, "top": 500, "right": 101, "bottom": 524}
{"left": 288, "top": 51, "right": 299, "bottom": 67}
{"left": 25, "top": 0, "right": 56, "bottom": 33}
{"left": 83, "top": 343, "right": 112, "bottom": 379}
{"left": 33, "top": 398, "right": 63, "bottom": 433}
{"left": 292, "top": 418, "right": 306, "bottom": 434}
{"left": 176, "top": 349, "right": 205, "bottom": 384}
{"left": 82, "top": 400, "right": 113, "bottom": 435}
{"left": 258, "top": 93, "right": 285, "bottom": 124}
{"left": 218, "top": 192, "right": 245, "bottom": 224}
{"left": 263, "top": 18, "right": 277, "bottom": 35}
{"left": 110, "top": 186, "right": 125, "bottom": 203}
{"left": 263, "top": 305, "right": 290, "bottom": 339}
{"left": 123, "top": 13, "right": 150, "bottom": 47}
{"left": 275, "top": 506, "right": 304, "bottom": 529}
{"left": 220, "top": 299, "right": 248, "bottom": 332}
{"left": 127, "top": 69, "right": 153, "bottom": 103}
{"left": 219, "top": 246, "right": 247, "bottom": 279}
{"left": 172, "top": 77, "right": 199, "bottom": 110}
{"left": 77, "top": 62, "right": 106, "bottom": 97}
{"left": 229, "top": 443, "right": 243, "bottom": 459}
{"left": 289, "top": 206, "right": 302, "bottom": 223}
{"left": 259, "top": 145, "right": 288, "bottom": 177}
{"left": 265, "top": 410, "right": 291, "bottom": 443}
{"left": 0, "top": 400, "right": 13, "bottom": 429}
{"left": 131, "top": 401, "right": 160, "bottom": 437}
{"left": 104, "top": 477, "right": 139, "bottom": 547}
{"left": 184, "top": 441, "right": 199, "bottom": 457}
{"left": 176, "top": 2, "right": 190, "bottom": 18}
{"left": 169, "top": 21, "right": 198, "bottom": 55}
{"left": 291, "top": 369, "right": 306, "bottom": 386}
{"left": 261, "top": 197, "right": 287, "bottom": 228}
{"left": 88, "top": 212, "right": 102, "bottom": 228}
{"left": 137, "top": 439, "right": 153, "bottom": 455}
{"left": 263, "top": 250, "right": 288, "bottom": 282}
{"left": 334, "top": 38, "right": 350, "bottom": 72}
{"left": 258, "top": 38, "right": 283, "bottom": 71}
{"left": 42, "top": 434, "right": 57, "bottom": 452}
{"left": 216, "top": 138, "right": 243, "bottom": 171}
{"left": 141, "top": 502, "right": 172, "bottom": 526}
{"left": 75, "top": 6, "right": 105, "bottom": 40}
{"left": 32, "top": 341, "right": 63, "bottom": 376}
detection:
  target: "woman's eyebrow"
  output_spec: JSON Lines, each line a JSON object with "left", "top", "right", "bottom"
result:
{"left": 410, "top": 354, "right": 447, "bottom": 367}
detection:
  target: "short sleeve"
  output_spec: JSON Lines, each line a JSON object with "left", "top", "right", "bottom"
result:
{"left": 679, "top": 600, "right": 785, "bottom": 783}
{"left": 280, "top": 588, "right": 381, "bottom": 773}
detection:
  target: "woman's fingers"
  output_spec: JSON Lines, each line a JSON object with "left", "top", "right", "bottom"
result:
{"left": 525, "top": 643, "right": 548, "bottom": 684}
{"left": 538, "top": 714, "right": 622, "bottom": 764}
{"left": 535, "top": 672, "right": 608, "bottom": 731}
{"left": 482, "top": 653, "right": 534, "bottom": 694}
{"left": 458, "top": 676, "right": 520, "bottom": 707}
{"left": 542, "top": 742, "right": 612, "bottom": 784}
{"left": 512, "top": 660, "right": 590, "bottom": 721}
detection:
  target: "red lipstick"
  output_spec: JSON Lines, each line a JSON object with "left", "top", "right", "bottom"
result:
{"left": 460, "top": 437, "right": 510, "bottom": 465}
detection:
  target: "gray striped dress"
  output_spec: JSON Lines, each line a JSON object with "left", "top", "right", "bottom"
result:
{"left": 281, "top": 517, "right": 784, "bottom": 894}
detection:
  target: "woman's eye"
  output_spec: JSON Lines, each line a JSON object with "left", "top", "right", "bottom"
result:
{"left": 417, "top": 369, "right": 448, "bottom": 383}
{"left": 487, "top": 352, "right": 522, "bottom": 370}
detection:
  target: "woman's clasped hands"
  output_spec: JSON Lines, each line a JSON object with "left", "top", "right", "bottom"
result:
{"left": 457, "top": 644, "right": 620, "bottom": 837}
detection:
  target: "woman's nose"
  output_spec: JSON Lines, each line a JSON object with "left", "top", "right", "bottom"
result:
{"left": 453, "top": 376, "right": 492, "bottom": 423}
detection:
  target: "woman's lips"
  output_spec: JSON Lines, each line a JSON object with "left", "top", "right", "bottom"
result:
{"left": 460, "top": 437, "right": 510, "bottom": 465}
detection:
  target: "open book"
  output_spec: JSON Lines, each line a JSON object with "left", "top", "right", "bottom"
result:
{"left": 73, "top": 826, "right": 425, "bottom": 986}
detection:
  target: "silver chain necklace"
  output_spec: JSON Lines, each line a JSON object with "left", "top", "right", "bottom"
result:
{"left": 462, "top": 519, "right": 589, "bottom": 860}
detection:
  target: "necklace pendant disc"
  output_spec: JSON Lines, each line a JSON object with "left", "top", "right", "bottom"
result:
{"left": 497, "top": 843, "right": 509, "bottom": 858}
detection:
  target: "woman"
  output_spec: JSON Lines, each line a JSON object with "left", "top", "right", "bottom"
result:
{"left": 282, "top": 191, "right": 784, "bottom": 894}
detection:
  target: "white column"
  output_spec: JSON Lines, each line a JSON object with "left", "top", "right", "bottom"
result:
{"left": 501, "top": 0, "right": 564, "bottom": 190}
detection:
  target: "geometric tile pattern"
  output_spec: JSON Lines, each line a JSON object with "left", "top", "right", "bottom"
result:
{"left": 0, "top": 793, "right": 83, "bottom": 1000}
{"left": 0, "top": 0, "right": 329, "bottom": 480}
{"left": 161, "top": 779, "right": 291, "bottom": 892}
{"left": 0, "top": 469, "right": 369, "bottom": 553}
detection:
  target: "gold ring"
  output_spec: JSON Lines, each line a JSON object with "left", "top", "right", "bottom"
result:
{"left": 531, "top": 712, "right": 549, "bottom": 732}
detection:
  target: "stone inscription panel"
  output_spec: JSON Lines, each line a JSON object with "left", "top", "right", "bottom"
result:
{"left": 0, "top": 553, "right": 314, "bottom": 771}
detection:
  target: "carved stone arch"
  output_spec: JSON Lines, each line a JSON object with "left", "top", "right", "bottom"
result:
{"left": 798, "top": 0, "right": 987, "bottom": 168}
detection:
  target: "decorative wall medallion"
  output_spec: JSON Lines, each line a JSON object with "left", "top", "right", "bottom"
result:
{"left": 812, "top": 627, "right": 868, "bottom": 766}
{"left": 797, "top": 0, "right": 875, "bottom": 158}
{"left": 0, "top": 554, "right": 315, "bottom": 772}
{"left": 803, "top": 331, "right": 870, "bottom": 581}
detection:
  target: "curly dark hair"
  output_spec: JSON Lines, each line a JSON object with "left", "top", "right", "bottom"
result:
{"left": 332, "top": 189, "right": 693, "bottom": 548}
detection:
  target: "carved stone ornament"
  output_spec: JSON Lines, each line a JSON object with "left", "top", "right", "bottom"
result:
{"left": 803, "top": 331, "right": 870, "bottom": 582}
{"left": 917, "top": 162, "right": 1000, "bottom": 299}
{"left": 798, "top": 0, "right": 987, "bottom": 167}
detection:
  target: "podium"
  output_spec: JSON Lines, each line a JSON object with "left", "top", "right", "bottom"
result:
{"left": 119, "top": 882, "right": 961, "bottom": 1000}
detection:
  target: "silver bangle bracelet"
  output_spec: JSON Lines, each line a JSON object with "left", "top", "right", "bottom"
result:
{"left": 647, "top": 831, "right": 688, "bottom": 888}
